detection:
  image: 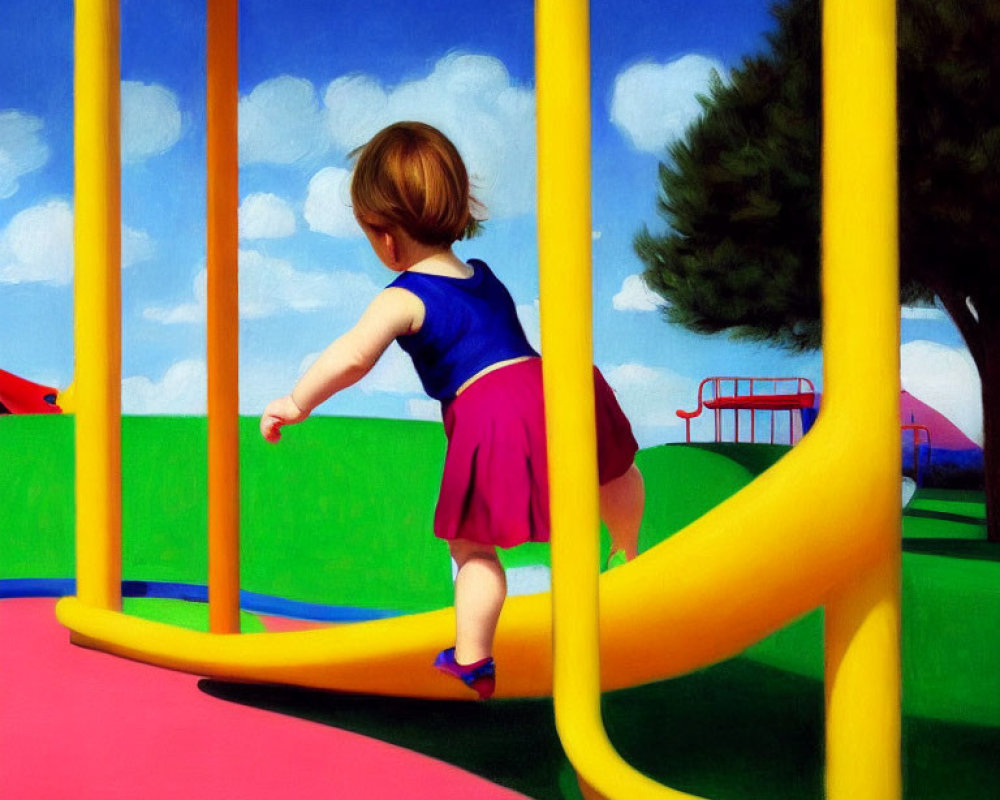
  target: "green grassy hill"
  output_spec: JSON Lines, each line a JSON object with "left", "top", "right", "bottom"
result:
{"left": 0, "top": 414, "right": 761, "bottom": 611}
{"left": 2, "top": 414, "right": 997, "bottom": 727}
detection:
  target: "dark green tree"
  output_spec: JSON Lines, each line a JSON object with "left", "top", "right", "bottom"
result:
{"left": 637, "top": 0, "right": 1000, "bottom": 542}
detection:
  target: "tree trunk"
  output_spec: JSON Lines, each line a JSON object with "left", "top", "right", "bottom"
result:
{"left": 937, "top": 289, "right": 998, "bottom": 543}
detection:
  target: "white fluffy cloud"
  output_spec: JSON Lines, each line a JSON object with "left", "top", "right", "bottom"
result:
{"left": 611, "top": 55, "right": 725, "bottom": 153}
{"left": 144, "top": 249, "right": 380, "bottom": 323}
{"left": 297, "top": 342, "right": 422, "bottom": 397}
{"left": 901, "top": 340, "right": 982, "bottom": 445}
{"left": 613, "top": 274, "right": 663, "bottom": 312}
{"left": 123, "top": 226, "right": 155, "bottom": 267}
{"left": 239, "top": 192, "right": 296, "bottom": 239}
{"left": 239, "top": 250, "right": 378, "bottom": 318}
{"left": 239, "top": 54, "right": 535, "bottom": 231}
{"left": 303, "top": 167, "right": 357, "bottom": 237}
{"left": 121, "top": 81, "right": 182, "bottom": 163}
{"left": 324, "top": 74, "right": 387, "bottom": 149}
{"left": 0, "top": 111, "right": 49, "bottom": 198}
{"left": 0, "top": 200, "right": 73, "bottom": 284}
{"left": 239, "top": 76, "right": 328, "bottom": 165}
{"left": 122, "top": 359, "right": 206, "bottom": 414}
{"left": 602, "top": 362, "right": 697, "bottom": 431}
{"left": 360, "top": 343, "right": 423, "bottom": 395}
{"left": 0, "top": 200, "right": 153, "bottom": 285}
{"left": 321, "top": 53, "right": 536, "bottom": 220}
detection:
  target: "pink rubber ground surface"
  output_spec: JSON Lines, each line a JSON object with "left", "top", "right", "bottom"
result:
{"left": 0, "top": 598, "right": 528, "bottom": 800}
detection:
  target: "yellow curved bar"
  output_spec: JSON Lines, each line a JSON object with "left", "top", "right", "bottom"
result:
{"left": 73, "top": 0, "right": 122, "bottom": 611}
{"left": 56, "top": 380, "right": 77, "bottom": 414}
{"left": 822, "top": 0, "right": 901, "bottom": 797}
{"left": 57, "top": 424, "right": 894, "bottom": 697}
{"left": 206, "top": 0, "right": 242, "bottom": 634}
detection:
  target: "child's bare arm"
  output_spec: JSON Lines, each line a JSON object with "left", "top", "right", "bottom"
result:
{"left": 260, "top": 287, "right": 422, "bottom": 442}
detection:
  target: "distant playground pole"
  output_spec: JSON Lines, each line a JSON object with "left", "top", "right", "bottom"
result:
{"left": 537, "top": 1, "right": 699, "bottom": 797}
{"left": 822, "top": 0, "right": 901, "bottom": 798}
{"left": 206, "top": 0, "right": 242, "bottom": 634}
{"left": 73, "top": 0, "right": 122, "bottom": 612}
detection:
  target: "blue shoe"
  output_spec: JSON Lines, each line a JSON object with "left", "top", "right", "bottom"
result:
{"left": 434, "top": 647, "right": 496, "bottom": 700}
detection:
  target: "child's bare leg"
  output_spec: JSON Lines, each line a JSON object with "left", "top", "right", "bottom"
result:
{"left": 449, "top": 539, "right": 507, "bottom": 664}
{"left": 599, "top": 463, "right": 645, "bottom": 560}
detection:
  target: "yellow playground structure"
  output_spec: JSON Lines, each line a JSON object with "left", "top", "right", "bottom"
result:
{"left": 56, "top": 0, "right": 901, "bottom": 798}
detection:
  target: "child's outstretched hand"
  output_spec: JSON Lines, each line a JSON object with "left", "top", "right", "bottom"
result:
{"left": 260, "top": 395, "right": 308, "bottom": 443}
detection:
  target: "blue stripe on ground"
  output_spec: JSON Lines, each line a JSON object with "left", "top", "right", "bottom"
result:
{"left": 0, "top": 578, "right": 401, "bottom": 622}
{"left": 1, "top": 578, "right": 77, "bottom": 597}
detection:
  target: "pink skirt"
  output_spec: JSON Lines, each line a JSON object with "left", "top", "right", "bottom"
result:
{"left": 434, "top": 358, "right": 638, "bottom": 548}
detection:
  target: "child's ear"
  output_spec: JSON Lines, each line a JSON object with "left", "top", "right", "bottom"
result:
{"left": 384, "top": 231, "right": 399, "bottom": 265}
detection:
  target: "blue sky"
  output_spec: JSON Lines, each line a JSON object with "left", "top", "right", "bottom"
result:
{"left": 0, "top": 0, "right": 982, "bottom": 446}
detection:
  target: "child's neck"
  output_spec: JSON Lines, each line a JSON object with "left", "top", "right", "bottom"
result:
{"left": 406, "top": 248, "right": 471, "bottom": 278}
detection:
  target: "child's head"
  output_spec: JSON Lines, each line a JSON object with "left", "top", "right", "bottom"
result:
{"left": 350, "top": 121, "right": 480, "bottom": 246}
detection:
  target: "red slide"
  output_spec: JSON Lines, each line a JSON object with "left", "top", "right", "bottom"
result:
{"left": 0, "top": 369, "right": 62, "bottom": 414}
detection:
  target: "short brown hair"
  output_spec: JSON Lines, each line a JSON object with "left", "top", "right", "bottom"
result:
{"left": 350, "top": 121, "right": 482, "bottom": 245}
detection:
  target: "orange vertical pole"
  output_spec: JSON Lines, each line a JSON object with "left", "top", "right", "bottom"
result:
{"left": 206, "top": 0, "right": 241, "bottom": 634}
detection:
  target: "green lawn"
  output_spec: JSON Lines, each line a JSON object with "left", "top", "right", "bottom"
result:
{"left": 0, "top": 414, "right": 762, "bottom": 611}
{"left": 2, "top": 414, "right": 997, "bottom": 798}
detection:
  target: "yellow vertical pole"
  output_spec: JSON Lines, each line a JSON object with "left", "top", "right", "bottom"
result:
{"left": 73, "top": 0, "right": 122, "bottom": 611}
{"left": 206, "top": 0, "right": 241, "bottom": 634}
{"left": 537, "top": 0, "right": 601, "bottom": 738}
{"left": 822, "top": 0, "right": 901, "bottom": 798}
{"left": 537, "top": 1, "right": 702, "bottom": 797}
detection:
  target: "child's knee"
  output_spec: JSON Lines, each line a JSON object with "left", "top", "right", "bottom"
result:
{"left": 602, "top": 462, "right": 642, "bottom": 492}
{"left": 449, "top": 538, "right": 499, "bottom": 566}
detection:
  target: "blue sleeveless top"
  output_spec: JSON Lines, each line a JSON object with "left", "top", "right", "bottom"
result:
{"left": 389, "top": 259, "right": 539, "bottom": 401}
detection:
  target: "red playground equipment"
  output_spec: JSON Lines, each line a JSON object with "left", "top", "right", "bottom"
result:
{"left": 0, "top": 369, "right": 62, "bottom": 415}
{"left": 901, "top": 423, "right": 932, "bottom": 484}
{"left": 676, "top": 376, "right": 816, "bottom": 444}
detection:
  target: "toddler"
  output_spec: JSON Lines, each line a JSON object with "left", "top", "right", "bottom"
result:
{"left": 261, "top": 121, "right": 645, "bottom": 699}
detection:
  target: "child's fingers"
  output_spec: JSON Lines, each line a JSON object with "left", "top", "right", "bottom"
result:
{"left": 260, "top": 415, "right": 283, "bottom": 443}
